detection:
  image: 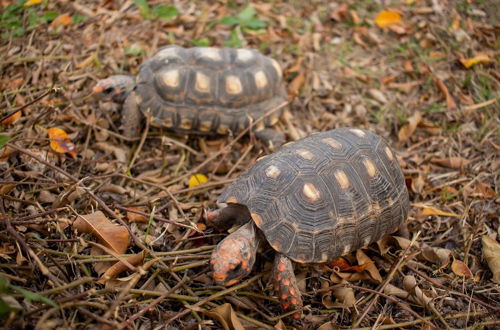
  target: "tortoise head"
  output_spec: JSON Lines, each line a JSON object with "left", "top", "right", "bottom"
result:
{"left": 210, "top": 222, "right": 259, "bottom": 286}
{"left": 92, "top": 75, "right": 135, "bottom": 104}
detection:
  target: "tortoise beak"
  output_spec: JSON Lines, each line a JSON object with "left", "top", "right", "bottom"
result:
{"left": 92, "top": 85, "right": 105, "bottom": 94}
{"left": 213, "top": 272, "right": 227, "bottom": 283}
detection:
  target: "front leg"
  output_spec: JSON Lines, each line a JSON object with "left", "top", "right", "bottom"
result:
{"left": 122, "top": 91, "right": 142, "bottom": 139}
{"left": 272, "top": 254, "right": 303, "bottom": 319}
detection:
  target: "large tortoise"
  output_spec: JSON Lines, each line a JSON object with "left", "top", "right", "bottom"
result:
{"left": 92, "top": 46, "right": 287, "bottom": 147}
{"left": 208, "top": 128, "right": 409, "bottom": 318}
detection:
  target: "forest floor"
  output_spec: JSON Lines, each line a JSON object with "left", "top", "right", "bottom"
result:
{"left": 0, "top": 0, "right": 499, "bottom": 329}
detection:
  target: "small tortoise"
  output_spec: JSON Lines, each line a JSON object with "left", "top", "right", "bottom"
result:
{"left": 208, "top": 128, "right": 409, "bottom": 318}
{"left": 93, "top": 46, "right": 287, "bottom": 147}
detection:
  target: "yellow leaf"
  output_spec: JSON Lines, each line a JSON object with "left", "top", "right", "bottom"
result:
{"left": 188, "top": 173, "right": 208, "bottom": 188}
{"left": 459, "top": 54, "right": 491, "bottom": 68}
{"left": 51, "top": 13, "right": 72, "bottom": 27}
{"left": 416, "top": 206, "right": 459, "bottom": 218}
{"left": 24, "top": 0, "right": 41, "bottom": 6}
{"left": 375, "top": 10, "right": 401, "bottom": 28}
{"left": 47, "top": 127, "right": 77, "bottom": 158}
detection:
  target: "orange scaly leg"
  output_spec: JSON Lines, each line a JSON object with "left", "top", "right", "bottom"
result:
{"left": 272, "top": 254, "right": 303, "bottom": 319}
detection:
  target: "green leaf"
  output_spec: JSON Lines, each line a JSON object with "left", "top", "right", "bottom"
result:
{"left": 124, "top": 45, "right": 144, "bottom": 56}
{"left": 224, "top": 27, "right": 243, "bottom": 48}
{"left": 152, "top": 5, "right": 178, "bottom": 20}
{"left": 12, "top": 285, "right": 57, "bottom": 308}
{"left": 0, "top": 275, "right": 10, "bottom": 292}
{"left": 41, "top": 11, "right": 59, "bottom": 23}
{"left": 0, "top": 296, "right": 22, "bottom": 317}
{"left": 132, "top": 0, "right": 150, "bottom": 18}
{"left": 72, "top": 14, "right": 87, "bottom": 24}
{"left": 192, "top": 37, "right": 210, "bottom": 47}
{"left": 244, "top": 17, "right": 267, "bottom": 30}
{"left": 237, "top": 5, "right": 256, "bottom": 22}
{"left": 0, "top": 135, "right": 10, "bottom": 149}
{"left": 220, "top": 16, "right": 239, "bottom": 26}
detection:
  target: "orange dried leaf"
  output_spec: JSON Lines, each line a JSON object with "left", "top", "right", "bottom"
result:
{"left": 126, "top": 207, "right": 148, "bottom": 223}
{"left": 201, "top": 303, "right": 245, "bottom": 330}
{"left": 288, "top": 70, "right": 306, "bottom": 97}
{"left": 430, "top": 157, "right": 472, "bottom": 169}
{"left": 47, "top": 127, "right": 77, "bottom": 158}
{"left": 375, "top": 10, "right": 401, "bottom": 28}
{"left": 330, "top": 4, "right": 349, "bottom": 22}
{"left": 417, "top": 206, "right": 459, "bottom": 218}
{"left": 459, "top": 54, "right": 491, "bottom": 69}
{"left": 432, "top": 75, "right": 457, "bottom": 110}
{"left": 73, "top": 211, "right": 130, "bottom": 254}
{"left": 451, "top": 258, "right": 473, "bottom": 278}
{"left": 473, "top": 182, "right": 496, "bottom": 199}
{"left": 1, "top": 111, "right": 21, "bottom": 126}
{"left": 398, "top": 111, "right": 422, "bottom": 142}
{"left": 51, "top": 13, "right": 72, "bottom": 27}
{"left": 98, "top": 251, "right": 145, "bottom": 284}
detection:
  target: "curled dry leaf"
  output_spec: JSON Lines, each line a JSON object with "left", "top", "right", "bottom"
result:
{"left": 73, "top": 211, "right": 130, "bottom": 254}
{"left": 482, "top": 236, "right": 500, "bottom": 283}
{"left": 375, "top": 10, "right": 401, "bottom": 28}
{"left": 329, "top": 256, "right": 371, "bottom": 272}
{"left": 330, "top": 4, "right": 349, "bottom": 22}
{"left": 356, "top": 250, "right": 382, "bottom": 283}
{"left": 51, "top": 13, "right": 72, "bottom": 27}
{"left": 421, "top": 244, "right": 451, "bottom": 269}
{"left": 398, "top": 111, "right": 422, "bottom": 142}
{"left": 288, "top": 70, "right": 306, "bottom": 97}
{"left": 47, "top": 127, "right": 77, "bottom": 158}
{"left": 323, "top": 280, "right": 356, "bottom": 308}
{"left": 383, "top": 283, "right": 409, "bottom": 299}
{"left": 200, "top": 303, "right": 245, "bottom": 330}
{"left": 403, "top": 275, "right": 433, "bottom": 307}
{"left": 416, "top": 206, "right": 459, "bottom": 218}
{"left": 459, "top": 54, "right": 491, "bottom": 68}
{"left": 472, "top": 182, "right": 496, "bottom": 199}
{"left": 1, "top": 111, "right": 21, "bottom": 126}
{"left": 126, "top": 206, "right": 148, "bottom": 223}
{"left": 98, "top": 251, "right": 145, "bottom": 284}
{"left": 451, "top": 257, "right": 473, "bottom": 278}
{"left": 430, "top": 157, "right": 472, "bottom": 169}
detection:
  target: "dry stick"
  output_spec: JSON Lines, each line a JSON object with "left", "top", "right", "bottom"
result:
{"left": 0, "top": 88, "right": 53, "bottom": 123}
{"left": 352, "top": 232, "right": 421, "bottom": 328}
{"left": 0, "top": 199, "right": 63, "bottom": 287}
{"left": 166, "top": 273, "right": 265, "bottom": 325}
{"left": 405, "top": 264, "right": 500, "bottom": 312}
{"left": 344, "top": 284, "right": 432, "bottom": 327}
{"left": 120, "top": 269, "right": 206, "bottom": 328}
{"left": 35, "top": 301, "right": 111, "bottom": 330}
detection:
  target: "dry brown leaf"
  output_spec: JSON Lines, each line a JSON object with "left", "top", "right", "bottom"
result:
{"left": 388, "top": 81, "right": 420, "bottom": 94}
{"left": 368, "top": 88, "right": 388, "bottom": 103}
{"left": 329, "top": 256, "right": 370, "bottom": 272}
{"left": 73, "top": 211, "right": 130, "bottom": 254}
{"left": 430, "top": 157, "right": 472, "bottom": 169}
{"left": 398, "top": 111, "right": 422, "bottom": 142}
{"left": 201, "top": 303, "right": 245, "bottom": 330}
{"left": 317, "top": 322, "right": 335, "bottom": 330}
{"left": 482, "top": 236, "right": 500, "bottom": 283}
{"left": 472, "top": 182, "right": 496, "bottom": 199}
{"left": 356, "top": 250, "right": 382, "bottom": 283}
{"left": 432, "top": 75, "right": 457, "bottom": 110}
{"left": 375, "top": 10, "right": 401, "bottom": 28}
{"left": 330, "top": 271, "right": 370, "bottom": 283}
{"left": 1, "top": 111, "right": 21, "bottom": 126}
{"left": 421, "top": 244, "right": 451, "bottom": 268}
{"left": 328, "top": 280, "right": 356, "bottom": 308}
{"left": 393, "top": 236, "right": 420, "bottom": 250}
{"left": 288, "top": 70, "right": 306, "bottom": 97}
{"left": 51, "top": 13, "right": 72, "bottom": 27}
{"left": 383, "top": 283, "right": 409, "bottom": 299}
{"left": 451, "top": 257, "right": 473, "bottom": 278}
{"left": 403, "top": 275, "right": 433, "bottom": 307}
{"left": 330, "top": 4, "right": 349, "bottom": 22}
{"left": 126, "top": 207, "right": 148, "bottom": 223}
{"left": 274, "top": 320, "right": 287, "bottom": 330}
{"left": 98, "top": 251, "right": 145, "bottom": 284}
{"left": 47, "top": 127, "right": 77, "bottom": 158}
{"left": 416, "top": 205, "right": 459, "bottom": 218}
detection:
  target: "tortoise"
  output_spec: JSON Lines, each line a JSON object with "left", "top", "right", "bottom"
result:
{"left": 92, "top": 46, "right": 288, "bottom": 147}
{"left": 208, "top": 128, "right": 409, "bottom": 318}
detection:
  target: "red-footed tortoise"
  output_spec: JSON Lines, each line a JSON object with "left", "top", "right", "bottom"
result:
{"left": 92, "top": 46, "right": 287, "bottom": 148}
{"left": 208, "top": 128, "right": 409, "bottom": 318}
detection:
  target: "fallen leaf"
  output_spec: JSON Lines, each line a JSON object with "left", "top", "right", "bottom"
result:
{"left": 188, "top": 173, "right": 208, "bottom": 188}
{"left": 356, "top": 250, "right": 382, "bottom": 282}
{"left": 459, "top": 54, "right": 491, "bottom": 68}
{"left": 51, "top": 13, "right": 72, "bottom": 27}
{"left": 23, "top": 0, "right": 41, "bottom": 6}
{"left": 1, "top": 111, "right": 21, "bottom": 126}
{"left": 98, "top": 251, "right": 145, "bottom": 284}
{"left": 288, "top": 70, "right": 306, "bottom": 97}
{"left": 331, "top": 281, "right": 356, "bottom": 307}
{"left": 329, "top": 256, "right": 371, "bottom": 272}
{"left": 73, "top": 211, "right": 130, "bottom": 254}
{"left": 432, "top": 75, "right": 457, "bottom": 110}
{"left": 388, "top": 81, "right": 420, "bottom": 94}
{"left": 472, "top": 182, "right": 496, "bottom": 199}
{"left": 375, "top": 10, "right": 401, "bottom": 28}
{"left": 201, "top": 303, "right": 245, "bottom": 330}
{"left": 482, "top": 236, "right": 500, "bottom": 283}
{"left": 416, "top": 206, "right": 459, "bottom": 218}
{"left": 421, "top": 244, "right": 451, "bottom": 268}
{"left": 126, "top": 207, "right": 148, "bottom": 223}
{"left": 403, "top": 275, "right": 433, "bottom": 307}
{"left": 398, "top": 111, "right": 422, "bottom": 142}
{"left": 368, "top": 88, "right": 388, "bottom": 103}
{"left": 430, "top": 157, "right": 472, "bottom": 169}
{"left": 383, "top": 283, "right": 409, "bottom": 299}
{"left": 47, "top": 127, "right": 77, "bottom": 158}
{"left": 330, "top": 4, "right": 349, "bottom": 22}
{"left": 451, "top": 257, "right": 473, "bottom": 278}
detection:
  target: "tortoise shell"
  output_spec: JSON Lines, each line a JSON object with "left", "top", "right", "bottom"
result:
{"left": 134, "top": 46, "right": 287, "bottom": 135}
{"left": 218, "top": 128, "right": 409, "bottom": 263}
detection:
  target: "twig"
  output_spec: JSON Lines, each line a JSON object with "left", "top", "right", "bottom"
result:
{"left": 0, "top": 88, "right": 53, "bottom": 123}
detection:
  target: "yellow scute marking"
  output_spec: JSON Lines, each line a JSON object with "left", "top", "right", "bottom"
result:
{"left": 265, "top": 165, "right": 281, "bottom": 179}
{"left": 385, "top": 146, "right": 394, "bottom": 160}
{"left": 363, "top": 158, "right": 377, "bottom": 177}
{"left": 334, "top": 170, "right": 350, "bottom": 189}
{"left": 195, "top": 72, "right": 210, "bottom": 92}
{"left": 225, "top": 75, "right": 242, "bottom": 94}
{"left": 295, "top": 149, "right": 314, "bottom": 160}
{"left": 254, "top": 71, "right": 268, "bottom": 89}
{"left": 270, "top": 59, "right": 282, "bottom": 78}
{"left": 162, "top": 70, "right": 180, "bottom": 88}
{"left": 198, "top": 48, "right": 221, "bottom": 60}
{"left": 322, "top": 138, "right": 342, "bottom": 149}
{"left": 251, "top": 213, "right": 263, "bottom": 227}
{"left": 350, "top": 128, "right": 366, "bottom": 137}
{"left": 236, "top": 49, "right": 254, "bottom": 61}
{"left": 226, "top": 196, "right": 239, "bottom": 203}
{"left": 303, "top": 183, "right": 321, "bottom": 202}
{"left": 199, "top": 120, "right": 212, "bottom": 132}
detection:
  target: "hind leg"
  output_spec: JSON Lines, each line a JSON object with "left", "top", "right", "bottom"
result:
{"left": 272, "top": 254, "right": 303, "bottom": 319}
{"left": 122, "top": 92, "right": 142, "bottom": 139}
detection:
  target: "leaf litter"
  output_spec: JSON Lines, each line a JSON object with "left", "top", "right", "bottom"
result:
{"left": 0, "top": 0, "right": 498, "bottom": 329}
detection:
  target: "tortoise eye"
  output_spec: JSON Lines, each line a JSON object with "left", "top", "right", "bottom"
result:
{"left": 232, "top": 263, "right": 242, "bottom": 272}
{"left": 103, "top": 87, "right": 114, "bottom": 95}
